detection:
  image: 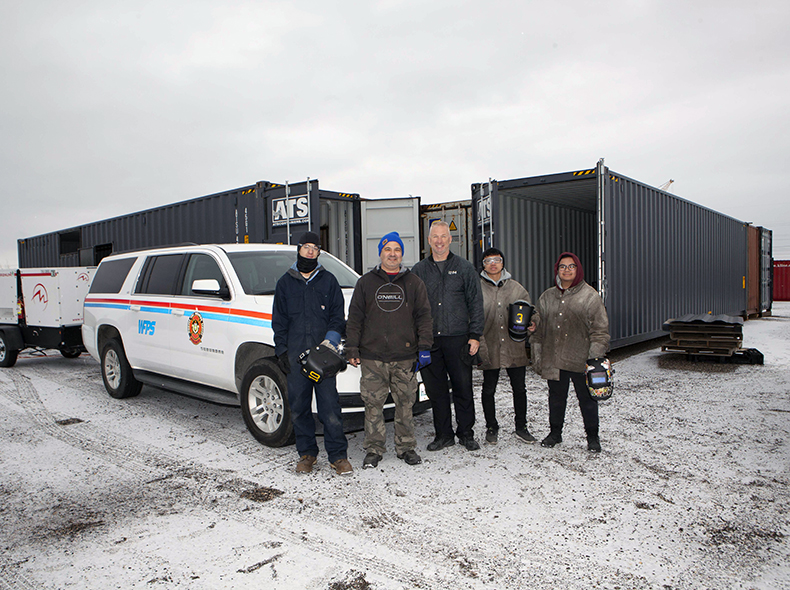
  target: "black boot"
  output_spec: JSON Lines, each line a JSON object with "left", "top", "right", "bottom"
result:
{"left": 541, "top": 430, "right": 562, "bottom": 448}
{"left": 586, "top": 428, "right": 601, "bottom": 453}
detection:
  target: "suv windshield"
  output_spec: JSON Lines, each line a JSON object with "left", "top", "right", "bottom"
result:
{"left": 226, "top": 250, "right": 359, "bottom": 295}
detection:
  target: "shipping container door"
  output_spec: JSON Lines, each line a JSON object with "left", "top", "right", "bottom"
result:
{"left": 421, "top": 201, "right": 474, "bottom": 262}
{"left": 760, "top": 227, "right": 773, "bottom": 312}
{"left": 360, "top": 197, "right": 421, "bottom": 272}
{"left": 321, "top": 196, "right": 360, "bottom": 272}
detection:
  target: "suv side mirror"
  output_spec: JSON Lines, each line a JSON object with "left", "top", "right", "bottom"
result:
{"left": 192, "top": 279, "right": 230, "bottom": 299}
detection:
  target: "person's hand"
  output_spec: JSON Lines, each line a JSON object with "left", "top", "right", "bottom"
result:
{"left": 468, "top": 339, "right": 480, "bottom": 355}
{"left": 527, "top": 321, "right": 537, "bottom": 333}
{"left": 415, "top": 350, "right": 431, "bottom": 372}
{"left": 349, "top": 357, "right": 360, "bottom": 367}
{"left": 277, "top": 353, "right": 290, "bottom": 375}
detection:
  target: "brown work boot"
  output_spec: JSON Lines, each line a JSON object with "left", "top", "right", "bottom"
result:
{"left": 296, "top": 455, "right": 317, "bottom": 474}
{"left": 330, "top": 458, "right": 353, "bottom": 475}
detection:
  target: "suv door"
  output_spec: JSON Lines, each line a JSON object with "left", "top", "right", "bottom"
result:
{"left": 127, "top": 253, "right": 185, "bottom": 373}
{"left": 168, "top": 252, "right": 235, "bottom": 390}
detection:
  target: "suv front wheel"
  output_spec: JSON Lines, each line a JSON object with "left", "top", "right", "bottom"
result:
{"left": 101, "top": 339, "right": 143, "bottom": 399}
{"left": 241, "top": 362, "right": 294, "bottom": 447}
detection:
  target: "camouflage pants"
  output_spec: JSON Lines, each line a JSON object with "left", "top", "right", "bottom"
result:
{"left": 359, "top": 359, "right": 418, "bottom": 456}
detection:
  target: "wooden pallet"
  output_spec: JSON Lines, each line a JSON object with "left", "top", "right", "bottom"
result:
{"left": 662, "top": 316, "right": 743, "bottom": 357}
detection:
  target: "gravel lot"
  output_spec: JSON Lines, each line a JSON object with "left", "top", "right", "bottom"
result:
{"left": 1, "top": 304, "right": 789, "bottom": 589}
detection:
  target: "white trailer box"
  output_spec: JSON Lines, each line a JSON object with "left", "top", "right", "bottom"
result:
{"left": 0, "top": 267, "right": 95, "bottom": 367}
{"left": 18, "top": 268, "right": 94, "bottom": 327}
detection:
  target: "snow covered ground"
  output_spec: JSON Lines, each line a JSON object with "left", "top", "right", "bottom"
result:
{"left": 1, "top": 303, "right": 788, "bottom": 590}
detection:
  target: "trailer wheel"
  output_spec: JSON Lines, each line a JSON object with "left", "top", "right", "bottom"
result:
{"left": 60, "top": 348, "right": 82, "bottom": 359}
{"left": 101, "top": 339, "right": 142, "bottom": 399}
{"left": 240, "top": 362, "right": 294, "bottom": 447}
{"left": 0, "top": 332, "right": 19, "bottom": 368}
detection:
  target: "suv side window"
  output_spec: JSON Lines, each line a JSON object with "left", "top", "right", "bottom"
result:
{"left": 136, "top": 254, "right": 185, "bottom": 295}
{"left": 180, "top": 254, "right": 228, "bottom": 297}
{"left": 89, "top": 257, "right": 136, "bottom": 294}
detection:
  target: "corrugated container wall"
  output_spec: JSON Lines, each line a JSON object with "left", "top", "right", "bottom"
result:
{"left": 774, "top": 260, "right": 790, "bottom": 301}
{"left": 602, "top": 169, "right": 748, "bottom": 346}
{"left": 18, "top": 180, "right": 364, "bottom": 272}
{"left": 472, "top": 163, "right": 764, "bottom": 349}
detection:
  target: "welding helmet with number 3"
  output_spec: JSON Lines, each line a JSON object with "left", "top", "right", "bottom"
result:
{"left": 508, "top": 300, "right": 534, "bottom": 342}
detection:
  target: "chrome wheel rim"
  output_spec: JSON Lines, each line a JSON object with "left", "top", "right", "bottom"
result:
{"left": 247, "top": 375, "right": 285, "bottom": 434}
{"left": 103, "top": 348, "right": 122, "bottom": 390}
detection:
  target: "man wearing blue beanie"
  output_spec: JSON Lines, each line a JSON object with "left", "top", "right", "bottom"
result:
{"left": 346, "top": 231, "right": 434, "bottom": 468}
{"left": 378, "top": 231, "right": 404, "bottom": 256}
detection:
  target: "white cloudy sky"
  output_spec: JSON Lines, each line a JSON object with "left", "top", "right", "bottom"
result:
{"left": 2, "top": 0, "right": 789, "bottom": 267}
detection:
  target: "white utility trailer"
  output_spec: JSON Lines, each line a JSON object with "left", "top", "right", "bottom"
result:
{"left": 0, "top": 267, "right": 95, "bottom": 367}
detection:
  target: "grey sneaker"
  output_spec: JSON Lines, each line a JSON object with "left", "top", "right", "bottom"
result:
{"left": 515, "top": 427, "right": 536, "bottom": 443}
{"left": 485, "top": 428, "right": 498, "bottom": 444}
{"left": 362, "top": 452, "right": 382, "bottom": 469}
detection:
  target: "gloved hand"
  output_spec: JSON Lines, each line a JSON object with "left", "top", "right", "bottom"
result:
{"left": 320, "top": 339, "right": 339, "bottom": 354}
{"left": 415, "top": 350, "right": 431, "bottom": 372}
{"left": 277, "top": 353, "right": 290, "bottom": 375}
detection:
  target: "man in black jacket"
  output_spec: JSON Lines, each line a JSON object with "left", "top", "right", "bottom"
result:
{"left": 411, "top": 221, "right": 485, "bottom": 451}
{"left": 272, "top": 232, "right": 352, "bottom": 475}
{"left": 346, "top": 232, "right": 433, "bottom": 468}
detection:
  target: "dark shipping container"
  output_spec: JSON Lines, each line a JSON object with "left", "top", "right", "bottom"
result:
{"left": 471, "top": 160, "right": 773, "bottom": 349}
{"left": 774, "top": 260, "right": 790, "bottom": 301}
{"left": 18, "top": 180, "right": 363, "bottom": 272}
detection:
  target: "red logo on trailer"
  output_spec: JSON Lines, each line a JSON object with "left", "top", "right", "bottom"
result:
{"left": 31, "top": 284, "right": 49, "bottom": 310}
{"left": 78, "top": 273, "right": 89, "bottom": 282}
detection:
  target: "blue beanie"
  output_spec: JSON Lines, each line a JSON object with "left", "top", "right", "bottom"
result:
{"left": 378, "top": 231, "right": 404, "bottom": 255}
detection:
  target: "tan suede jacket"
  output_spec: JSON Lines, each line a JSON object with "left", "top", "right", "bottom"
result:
{"left": 531, "top": 281, "right": 610, "bottom": 381}
{"left": 478, "top": 270, "right": 537, "bottom": 370}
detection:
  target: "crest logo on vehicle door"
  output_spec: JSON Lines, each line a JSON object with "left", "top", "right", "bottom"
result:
{"left": 188, "top": 312, "right": 204, "bottom": 345}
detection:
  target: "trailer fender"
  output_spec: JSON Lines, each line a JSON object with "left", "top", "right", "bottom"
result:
{"left": 0, "top": 326, "right": 24, "bottom": 351}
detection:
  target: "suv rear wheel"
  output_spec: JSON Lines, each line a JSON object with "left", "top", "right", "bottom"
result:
{"left": 241, "top": 362, "right": 294, "bottom": 447}
{"left": 101, "top": 339, "right": 142, "bottom": 399}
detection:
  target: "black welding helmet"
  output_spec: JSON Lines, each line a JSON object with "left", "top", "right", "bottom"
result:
{"left": 508, "top": 300, "right": 534, "bottom": 342}
{"left": 298, "top": 344, "right": 347, "bottom": 383}
{"left": 586, "top": 357, "right": 613, "bottom": 401}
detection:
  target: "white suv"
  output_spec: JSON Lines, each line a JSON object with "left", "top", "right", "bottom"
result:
{"left": 83, "top": 244, "right": 427, "bottom": 447}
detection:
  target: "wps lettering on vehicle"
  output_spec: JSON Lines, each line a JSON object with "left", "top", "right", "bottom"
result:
{"left": 138, "top": 320, "right": 156, "bottom": 335}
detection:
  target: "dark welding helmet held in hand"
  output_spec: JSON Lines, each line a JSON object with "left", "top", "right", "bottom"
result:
{"left": 298, "top": 344, "right": 347, "bottom": 383}
{"left": 586, "top": 357, "right": 613, "bottom": 400}
{"left": 508, "top": 300, "right": 534, "bottom": 342}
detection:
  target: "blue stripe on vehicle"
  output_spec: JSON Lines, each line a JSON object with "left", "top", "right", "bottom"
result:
{"left": 139, "top": 306, "right": 172, "bottom": 314}
{"left": 85, "top": 303, "right": 271, "bottom": 329}
{"left": 85, "top": 303, "right": 130, "bottom": 310}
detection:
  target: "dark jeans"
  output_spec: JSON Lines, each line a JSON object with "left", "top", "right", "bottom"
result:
{"left": 420, "top": 334, "right": 475, "bottom": 439}
{"left": 287, "top": 370, "right": 348, "bottom": 463}
{"left": 547, "top": 370, "right": 599, "bottom": 435}
{"left": 481, "top": 365, "right": 527, "bottom": 431}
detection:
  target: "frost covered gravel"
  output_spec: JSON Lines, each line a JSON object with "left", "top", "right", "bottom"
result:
{"left": 1, "top": 304, "right": 788, "bottom": 589}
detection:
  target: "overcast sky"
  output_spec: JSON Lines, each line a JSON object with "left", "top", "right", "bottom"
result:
{"left": 2, "top": 0, "right": 789, "bottom": 268}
